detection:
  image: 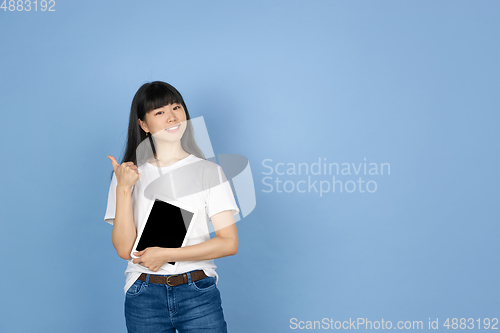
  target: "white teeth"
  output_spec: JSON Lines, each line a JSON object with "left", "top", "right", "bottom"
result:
{"left": 166, "top": 125, "right": 180, "bottom": 131}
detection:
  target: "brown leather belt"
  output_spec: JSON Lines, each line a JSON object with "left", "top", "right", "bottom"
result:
{"left": 138, "top": 270, "right": 207, "bottom": 286}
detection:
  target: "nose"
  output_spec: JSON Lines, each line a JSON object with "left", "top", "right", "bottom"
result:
{"left": 165, "top": 109, "right": 177, "bottom": 122}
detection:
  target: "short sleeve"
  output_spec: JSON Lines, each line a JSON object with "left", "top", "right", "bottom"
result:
{"left": 206, "top": 165, "right": 240, "bottom": 219}
{"left": 104, "top": 172, "right": 118, "bottom": 225}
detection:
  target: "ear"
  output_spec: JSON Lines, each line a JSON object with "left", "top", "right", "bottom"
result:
{"left": 138, "top": 118, "right": 149, "bottom": 133}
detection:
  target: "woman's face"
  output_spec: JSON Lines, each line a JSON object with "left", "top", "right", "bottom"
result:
{"left": 139, "top": 102, "right": 187, "bottom": 142}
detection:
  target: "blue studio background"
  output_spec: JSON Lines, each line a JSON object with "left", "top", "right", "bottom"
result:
{"left": 1, "top": 1, "right": 499, "bottom": 332}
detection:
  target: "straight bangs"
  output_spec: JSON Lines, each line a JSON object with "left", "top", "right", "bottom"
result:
{"left": 141, "top": 84, "right": 181, "bottom": 115}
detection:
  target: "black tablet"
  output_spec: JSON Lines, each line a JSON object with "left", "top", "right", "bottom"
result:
{"left": 130, "top": 193, "right": 198, "bottom": 270}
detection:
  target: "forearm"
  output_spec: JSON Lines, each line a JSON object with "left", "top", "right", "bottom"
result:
{"left": 112, "top": 185, "right": 137, "bottom": 260}
{"left": 165, "top": 236, "right": 238, "bottom": 262}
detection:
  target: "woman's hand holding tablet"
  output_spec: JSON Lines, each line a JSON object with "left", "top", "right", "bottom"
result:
{"left": 132, "top": 247, "right": 173, "bottom": 272}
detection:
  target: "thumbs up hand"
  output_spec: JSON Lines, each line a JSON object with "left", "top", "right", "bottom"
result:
{"left": 107, "top": 155, "right": 140, "bottom": 189}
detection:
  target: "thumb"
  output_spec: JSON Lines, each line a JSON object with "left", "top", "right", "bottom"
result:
{"left": 107, "top": 155, "right": 120, "bottom": 171}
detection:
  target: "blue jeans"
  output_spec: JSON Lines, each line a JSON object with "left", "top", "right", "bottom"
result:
{"left": 124, "top": 270, "right": 228, "bottom": 333}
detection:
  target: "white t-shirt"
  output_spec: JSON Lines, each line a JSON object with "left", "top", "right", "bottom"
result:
{"left": 104, "top": 154, "right": 240, "bottom": 295}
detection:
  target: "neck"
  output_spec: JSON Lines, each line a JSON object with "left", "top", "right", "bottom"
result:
{"left": 151, "top": 140, "right": 189, "bottom": 165}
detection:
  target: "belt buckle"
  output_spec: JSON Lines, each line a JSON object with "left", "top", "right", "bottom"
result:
{"left": 166, "top": 275, "right": 175, "bottom": 286}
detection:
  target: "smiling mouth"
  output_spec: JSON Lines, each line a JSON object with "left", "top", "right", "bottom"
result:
{"left": 166, "top": 124, "right": 180, "bottom": 132}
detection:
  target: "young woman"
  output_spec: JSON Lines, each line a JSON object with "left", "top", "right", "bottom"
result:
{"left": 104, "top": 81, "right": 239, "bottom": 333}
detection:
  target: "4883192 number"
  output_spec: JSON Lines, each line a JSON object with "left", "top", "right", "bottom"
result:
{"left": 443, "top": 318, "right": 498, "bottom": 330}
{"left": 1, "top": 0, "right": 55, "bottom": 11}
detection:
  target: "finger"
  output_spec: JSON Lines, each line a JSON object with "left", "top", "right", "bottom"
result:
{"left": 107, "top": 156, "right": 120, "bottom": 171}
{"left": 125, "top": 165, "right": 138, "bottom": 172}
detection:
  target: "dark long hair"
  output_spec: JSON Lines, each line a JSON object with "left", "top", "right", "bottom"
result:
{"left": 110, "top": 81, "right": 205, "bottom": 180}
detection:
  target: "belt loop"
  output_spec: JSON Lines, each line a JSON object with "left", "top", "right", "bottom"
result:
{"left": 187, "top": 271, "right": 192, "bottom": 284}
{"left": 146, "top": 274, "right": 150, "bottom": 284}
